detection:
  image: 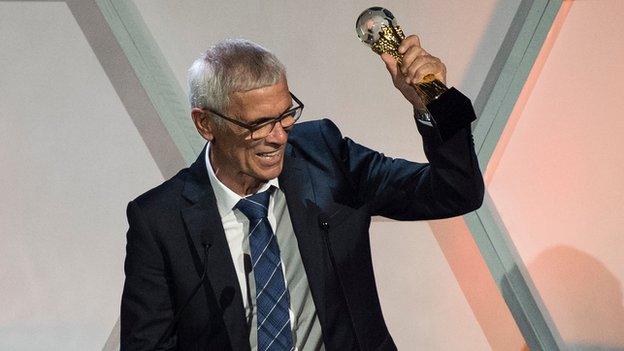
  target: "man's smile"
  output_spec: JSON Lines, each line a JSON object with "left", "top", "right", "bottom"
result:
{"left": 255, "top": 148, "right": 283, "bottom": 166}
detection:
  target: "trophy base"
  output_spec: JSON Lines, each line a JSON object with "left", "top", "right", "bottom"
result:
{"left": 413, "top": 76, "right": 448, "bottom": 106}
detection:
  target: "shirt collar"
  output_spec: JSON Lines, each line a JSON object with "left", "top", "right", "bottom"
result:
{"left": 204, "top": 142, "right": 280, "bottom": 216}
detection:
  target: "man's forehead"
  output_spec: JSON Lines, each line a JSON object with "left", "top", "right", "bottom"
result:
{"left": 231, "top": 79, "right": 289, "bottom": 99}
{"left": 229, "top": 80, "right": 291, "bottom": 113}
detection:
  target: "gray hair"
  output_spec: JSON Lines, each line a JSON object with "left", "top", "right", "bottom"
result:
{"left": 187, "top": 39, "right": 286, "bottom": 123}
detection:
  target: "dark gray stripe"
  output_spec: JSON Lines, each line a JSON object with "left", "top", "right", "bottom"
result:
{"left": 66, "top": 0, "right": 187, "bottom": 179}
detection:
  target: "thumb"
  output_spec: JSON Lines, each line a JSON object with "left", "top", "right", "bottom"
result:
{"left": 381, "top": 53, "right": 400, "bottom": 80}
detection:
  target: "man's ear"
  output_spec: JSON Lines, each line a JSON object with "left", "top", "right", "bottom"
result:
{"left": 191, "top": 108, "right": 214, "bottom": 141}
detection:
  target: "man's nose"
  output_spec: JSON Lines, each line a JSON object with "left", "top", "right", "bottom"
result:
{"left": 265, "top": 122, "right": 288, "bottom": 144}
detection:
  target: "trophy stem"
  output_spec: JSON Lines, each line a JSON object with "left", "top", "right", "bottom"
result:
{"left": 412, "top": 75, "right": 448, "bottom": 106}
{"left": 368, "top": 24, "right": 448, "bottom": 106}
{"left": 357, "top": 13, "right": 449, "bottom": 107}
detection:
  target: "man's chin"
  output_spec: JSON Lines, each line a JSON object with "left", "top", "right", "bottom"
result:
{"left": 254, "top": 163, "right": 284, "bottom": 182}
{"left": 265, "top": 165, "right": 284, "bottom": 181}
{"left": 254, "top": 152, "right": 284, "bottom": 176}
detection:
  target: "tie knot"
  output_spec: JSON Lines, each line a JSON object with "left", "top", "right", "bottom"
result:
{"left": 235, "top": 189, "right": 271, "bottom": 220}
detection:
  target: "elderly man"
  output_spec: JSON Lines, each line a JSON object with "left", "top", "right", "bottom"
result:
{"left": 121, "top": 37, "right": 484, "bottom": 350}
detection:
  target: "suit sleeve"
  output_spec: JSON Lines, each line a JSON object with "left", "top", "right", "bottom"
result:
{"left": 321, "top": 87, "right": 484, "bottom": 220}
{"left": 120, "top": 201, "right": 176, "bottom": 351}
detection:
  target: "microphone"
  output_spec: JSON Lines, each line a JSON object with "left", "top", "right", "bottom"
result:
{"left": 318, "top": 213, "right": 330, "bottom": 232}
{"left": 243, "top": 253, "right": 253, "bottom": 328}
{"left": 318, "top": 213, "right": 335, "bottom": 269}
{"left": 154, "top": 243, "right": 211, "bottom": 350}
{"left": 317, "top": 212, "right": 361, "bottom": 348}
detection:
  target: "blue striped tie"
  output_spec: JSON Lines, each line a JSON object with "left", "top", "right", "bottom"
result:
{"left": 236, "top": 190, "right": 294, "bottom": 351}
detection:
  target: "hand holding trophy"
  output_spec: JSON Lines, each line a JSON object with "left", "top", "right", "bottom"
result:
{"left": 356, "top": 7, "right": 448, "bottom": 122}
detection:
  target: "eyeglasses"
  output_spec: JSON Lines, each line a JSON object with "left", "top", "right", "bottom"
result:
{"left": 201, "top": 92, "right": 304, "bottom": 140}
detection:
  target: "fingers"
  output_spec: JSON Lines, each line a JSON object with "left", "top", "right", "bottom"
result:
{"left": 400, "top": 45, "right": 427, "bottom": 76}
{"left": 379, "top": 34, "right": 448, "bottom": 107}
{"left": 398, "top": 35, "right": 421, "bottom": 54}
{"left": 398, "top": 35, "right": 447, "bottom": 85}
{"left": 405, "top": 56, "right": 446, "bottom": 85}
{"left": 381, "top": 52, "right": 423, "bottom": 106}
{"left": 381, "top": 53, "right": 400, "bottom": 80}
{"left": 381, "top": 53, "right": 413, "bottom": 92}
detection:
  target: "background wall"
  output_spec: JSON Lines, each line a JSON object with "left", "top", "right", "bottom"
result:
{"left": 488, "top": 1, "right": 624, "bottom": 349}
{"left": 0, "top": 2, "right": 164, "bottom": 349}
{"left": 3, "top": 1, "right": 620, "bottom": 350}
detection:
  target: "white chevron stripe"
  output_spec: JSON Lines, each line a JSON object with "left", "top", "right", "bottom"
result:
{"left": 256, "top": 263, "right": 281, "bottom": 299}
{"left": 253, "top": 222, "right": 275, "bottom": 268}
{"left": 248, "top": 220, "right": 262, "bottom": 238}
{"left": 242, "top": 197, "right": 268, "bottom": 210}
{"left": 258, "top": 288, "right": 287, "bottom": 330}
{"left": 262, "top": 315, "right": 291, "bottom": 351}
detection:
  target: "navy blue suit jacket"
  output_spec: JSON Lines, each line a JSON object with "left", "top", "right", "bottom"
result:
{"left": 120, "top": 88, "right": 484, "bottom": 350}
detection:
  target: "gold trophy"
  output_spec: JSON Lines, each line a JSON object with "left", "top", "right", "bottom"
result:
{"left": 356, "top": 7, "right": 448, "bottom": 107}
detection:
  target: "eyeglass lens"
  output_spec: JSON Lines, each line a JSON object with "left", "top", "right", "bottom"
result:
{"left": 250, "top": 108, "right": 301, "bottom": 139}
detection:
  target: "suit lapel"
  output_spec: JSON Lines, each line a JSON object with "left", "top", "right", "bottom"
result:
{"left": 180, "top": 144, "right": 329, "bottom": 347}
{"left": 181, "top": 148, "right": 249, "bottom": 351}
{"left": 279, "top": 144, "right": 328, "bottom": 330}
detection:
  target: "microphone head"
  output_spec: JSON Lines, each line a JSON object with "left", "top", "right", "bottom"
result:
{"left": 318, "top": 213, "right": 330, "bottom": 231}
{"left": 202, "top": 242, "right": 212, "bottom": 254}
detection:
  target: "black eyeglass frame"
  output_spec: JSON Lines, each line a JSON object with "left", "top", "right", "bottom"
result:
{"left": 201, "top": 92, "right": 304, "bottom": 139}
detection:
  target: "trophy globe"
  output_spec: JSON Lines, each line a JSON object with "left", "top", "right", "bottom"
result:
{"left": 356, "top": 6, "right": 448, "bottom": 107}
{"left": 356, "top": 7, "right": 405, "bottom": 63}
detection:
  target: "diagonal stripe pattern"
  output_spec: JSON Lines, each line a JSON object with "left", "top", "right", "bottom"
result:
{"left": 236, "top": 190, "right": 294, "bottom": 351}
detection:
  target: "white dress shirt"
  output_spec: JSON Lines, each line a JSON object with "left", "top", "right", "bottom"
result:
{"left": 204, "top": 143, "right": 324, "bottom": 351}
